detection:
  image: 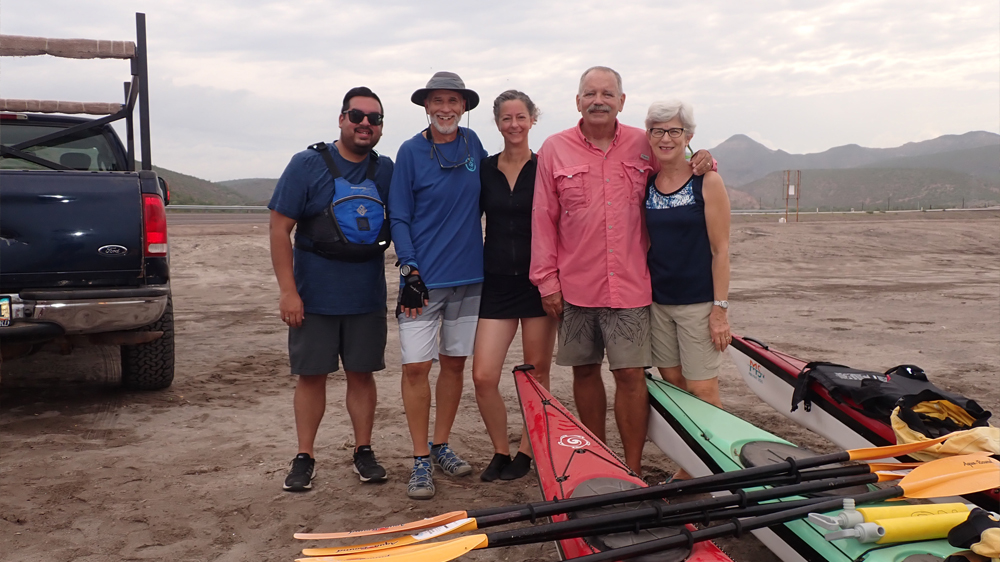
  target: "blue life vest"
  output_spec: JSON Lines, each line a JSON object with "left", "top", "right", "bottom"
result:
{"left": 296, "top": 142, "right": 390, "bottom": 262}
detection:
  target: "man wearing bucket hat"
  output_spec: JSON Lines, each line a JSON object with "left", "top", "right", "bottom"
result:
{"left": 388, "top": 71, "right": 489, "bottom": 499}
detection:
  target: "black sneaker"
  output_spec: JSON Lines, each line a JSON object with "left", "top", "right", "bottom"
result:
{"left": 353, "top": 446, "right": 387, "bottom": 482}
{"left": 283, "top": 453, "right": 315, "bottom": 492}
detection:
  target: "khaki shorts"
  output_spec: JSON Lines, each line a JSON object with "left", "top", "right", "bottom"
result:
{"left": 556, "top": 302, "right": 651, "bottom": 371}
{"left": 650, "top": 301, "right": 722, "bottom": 381}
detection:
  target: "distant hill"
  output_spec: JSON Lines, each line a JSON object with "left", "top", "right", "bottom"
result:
{"left": 857, "top": 145, "right": 1000, "bottom": 183}
{"left": 218, "top": 178, "right": 278, "bottom": 205}
{"left": 150, "top": 165, "right": 254, "bottom": 206}
{"left": 738, "top": 168, "right": 1000, "bottom": 210}
{"left": 709, "top": 131, "right": 1000, "bottom": 187}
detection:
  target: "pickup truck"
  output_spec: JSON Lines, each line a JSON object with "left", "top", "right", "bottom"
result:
{"left": 0, "top": 13, "right": 174, "bottom": 390}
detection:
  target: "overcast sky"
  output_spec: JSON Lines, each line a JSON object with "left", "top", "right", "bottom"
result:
{"left": 2, "top": 0, "right": 998, "bottom": 182}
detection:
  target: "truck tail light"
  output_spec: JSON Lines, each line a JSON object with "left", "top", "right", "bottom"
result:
{"left": 142, "top": 193, "right": 168, "bottom": 256}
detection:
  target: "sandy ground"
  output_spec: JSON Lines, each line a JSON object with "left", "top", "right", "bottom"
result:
{"left": 2, "top": 210, "right": 998, "bottom": 562}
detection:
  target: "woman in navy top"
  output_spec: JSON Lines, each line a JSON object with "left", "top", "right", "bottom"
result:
{"left": 643, "top": 100, "right": 732, "bottom": 457}
{"left": 473, "top": 90, "right": 557, "bottom": 482}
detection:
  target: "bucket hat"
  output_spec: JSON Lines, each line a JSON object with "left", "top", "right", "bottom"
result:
{"left": 410, "top": 71, "right": 479, "bottom": 111}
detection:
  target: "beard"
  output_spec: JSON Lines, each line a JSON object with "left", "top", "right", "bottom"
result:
{"left": 431, "top": 115, "right": 459, "bottom": 136}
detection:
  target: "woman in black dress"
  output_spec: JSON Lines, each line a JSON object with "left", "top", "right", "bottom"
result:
{"left": 473, "top": 90, "right": 557, "bottom": 481}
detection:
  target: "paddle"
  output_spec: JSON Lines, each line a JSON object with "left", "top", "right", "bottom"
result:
{"left": 299, "top": 462, "right": 920, "bottom": 556}
{"left": 302, "top": 470, "right": 902, "bottom": 559}
{"left": 295, "top": 423, "right": 945, "bottom": 542}
{"left": 297, "top": 454, "right": 998, "bottom": 562}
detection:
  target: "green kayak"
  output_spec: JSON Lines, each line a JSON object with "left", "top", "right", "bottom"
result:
{"left": 646, "top": 374, "right": 967, "bottom": 562}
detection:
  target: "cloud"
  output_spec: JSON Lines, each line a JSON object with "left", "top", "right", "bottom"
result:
{"left": 2, "top": 0, "right": 996, "bottom": 180}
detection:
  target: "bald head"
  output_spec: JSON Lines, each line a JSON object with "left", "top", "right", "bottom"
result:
{"left": 578, "top": 66, "right": 623, "bottom": 96}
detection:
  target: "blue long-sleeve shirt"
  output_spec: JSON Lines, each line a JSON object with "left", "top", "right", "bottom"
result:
{"left": 388, "top": 127, "right": 488, "bottom": 289}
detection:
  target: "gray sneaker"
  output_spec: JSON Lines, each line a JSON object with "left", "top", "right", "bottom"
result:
{"left": 407, "top": 457, "right": 435, "bottom": 500}
{"left": 429, "top": 442, "right": 472, "bottom": 477}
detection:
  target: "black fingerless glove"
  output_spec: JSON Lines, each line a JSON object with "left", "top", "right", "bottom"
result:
{"left": 400, "top": 274, "right": 429, "bottom": 309}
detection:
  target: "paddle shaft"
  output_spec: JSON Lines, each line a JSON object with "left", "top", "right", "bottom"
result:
{"left": 495, "top": 496, "right": 835, "bottom": 548}
{"left": 469, "top": 460, "right": 875, "bottom": 526}
{"left": 566, "top": 487, "right": 903, "bottom": 562}
{"left": 483, "top": 473, "right": 880, "bottom": 548}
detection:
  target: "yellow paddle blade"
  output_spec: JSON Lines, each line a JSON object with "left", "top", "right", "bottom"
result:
{"left": 299, "top": 535, "right": 488, "bottom": 562}
{"left": 899, "top": 453, "right": 1000, "bottom": 498}
{"left": 294, "top": 511, "right": 468, "bottom": 540}
{"left": 302, "top": 518, "right": 479, "bottom": 556}
{"left": 848, "top": 435, "right": 948, "bottom": 461}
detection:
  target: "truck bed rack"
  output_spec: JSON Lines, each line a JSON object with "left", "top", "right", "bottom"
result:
{"left": 0, "top": 13, "right": 151, "bottom": 171}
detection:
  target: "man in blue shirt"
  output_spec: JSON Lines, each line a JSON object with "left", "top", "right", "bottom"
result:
{"left": 389, "top": 72, "right": 488, "bottom": 499}
{"left": 269, "top": 87, "right": 394, "bottom": 492}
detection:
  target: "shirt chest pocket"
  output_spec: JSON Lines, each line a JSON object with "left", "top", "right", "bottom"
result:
{"left": 622, "top": 161, "right": 653, "bottom": 203}
{"left": 554, "top": 164, "right": 590, "bottom": 211}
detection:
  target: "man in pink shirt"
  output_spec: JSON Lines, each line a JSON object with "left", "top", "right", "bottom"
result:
{"left": 530, "top": 66, "right": 713, "bottom": 473}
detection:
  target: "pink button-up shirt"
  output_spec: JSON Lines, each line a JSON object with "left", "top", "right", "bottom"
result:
{"left": 530, "top": 120, "right": 657, "bottom": 309}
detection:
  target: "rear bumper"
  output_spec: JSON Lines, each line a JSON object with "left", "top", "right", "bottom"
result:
{"left": 1, "top": 286, "right": 169, "bottom": 340}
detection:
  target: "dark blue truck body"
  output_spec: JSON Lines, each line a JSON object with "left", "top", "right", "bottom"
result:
{"left": 0, "top": 15, "right": 175, "bottom": 390}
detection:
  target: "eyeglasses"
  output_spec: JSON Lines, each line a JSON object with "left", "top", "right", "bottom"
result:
{"left": 343, "top": 109, "right": 384, "bottom": 126}
{"left": 649, "top": 127, "right": 685, "bottom": 139}
{"left": 427, "top": 128, "right": 472, "bottom": 170}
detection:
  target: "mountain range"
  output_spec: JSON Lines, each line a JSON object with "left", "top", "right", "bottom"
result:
{"left": 161, "top": 131, "right": 1000, "bottom": 210}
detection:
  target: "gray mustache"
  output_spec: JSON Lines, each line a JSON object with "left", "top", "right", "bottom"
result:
{"left": 588, "top": 105, "right": 611, "bottom": 113}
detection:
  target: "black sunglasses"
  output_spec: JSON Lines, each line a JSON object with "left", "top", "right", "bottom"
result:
{"left": 343, "top": 109, "right": 384, "bottom": 126}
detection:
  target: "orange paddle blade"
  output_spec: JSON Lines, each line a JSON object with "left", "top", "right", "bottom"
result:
{"left": 899, "top": 453, "right": 999, "bottom": 498}
{"left": 294, "top": 511, "right": 468, "bottom": 540}
{"left": 301, "top": 518, "right": 479, "bottom": 556}
{"left": 848, "top": 435, "right": 948, "bottom": 461}
{"left": 298, "top": 534, "right": 488, "bottom": 562}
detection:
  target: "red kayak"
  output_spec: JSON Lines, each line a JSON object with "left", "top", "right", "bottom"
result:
{"left": 513, "top": 365, "right": 732, "bottom": 562}
{"left": 728, "top": 334, "right": 999, "bottom": 509}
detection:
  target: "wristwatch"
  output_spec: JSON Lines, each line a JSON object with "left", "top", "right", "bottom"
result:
{"left": 713, "top": 300, "right": 729, "bottom": 310}
{"left": 400, "top": 264, "right": 415, "bottom": 277}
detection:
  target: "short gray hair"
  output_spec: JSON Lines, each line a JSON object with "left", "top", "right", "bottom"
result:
{"left": 492, "top": 90, "right": 540, "bottom": 123}
{"left": 579, "top": 66, "right": 623, "bottom": 96}
{"left": 645, "top": 99, "right": 696, "bottom": 136}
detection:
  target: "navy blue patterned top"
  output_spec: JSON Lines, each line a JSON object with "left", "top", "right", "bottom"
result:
{"left": 643, "top": 174, "right": 714, "bottom": 305}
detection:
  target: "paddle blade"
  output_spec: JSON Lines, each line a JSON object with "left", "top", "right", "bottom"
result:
{"left": 300, "top": 535, "right": 488, "bottom": 562}
{"left": 301, "top": 518, "right": 479, "bottom": 556}
{"left": 899, "top": 454, "right": 1000, "bottom": 498}
{"left": 294, "top": 511, "right": 468, "bottom": 540}
{"left": 847, "top": 435, "right": 948, "bottom": 461}
{"left": 298, "top": 541, "right": 451, "bottom": 561}
{"left": 867, "top": 462, "right": 922, "bottom": 471}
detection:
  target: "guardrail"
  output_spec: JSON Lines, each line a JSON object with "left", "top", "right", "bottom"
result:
{"left": 167, "top": 205, "right": 268, "bottom": 212}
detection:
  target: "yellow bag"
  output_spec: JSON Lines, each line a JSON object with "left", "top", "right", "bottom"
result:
{"left": 891, "top": 392, "right": 999, "bottom": 462}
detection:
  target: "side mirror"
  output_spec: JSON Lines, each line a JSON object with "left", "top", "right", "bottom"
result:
{"left": 157, "top": 176, "right": 170, "bottom": 206}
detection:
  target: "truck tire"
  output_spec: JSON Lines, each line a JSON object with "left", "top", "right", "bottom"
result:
{"left": 120, "top": 296, "right": 175, "bottom": 390}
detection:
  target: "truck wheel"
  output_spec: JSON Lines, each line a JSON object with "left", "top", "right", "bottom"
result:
{"left": 120, "top": 296, "right": 175, "bottom": 390}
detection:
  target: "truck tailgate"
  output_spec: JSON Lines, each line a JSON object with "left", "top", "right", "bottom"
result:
{"left": 0, "top": 170, "right": 144, "bottom": 290}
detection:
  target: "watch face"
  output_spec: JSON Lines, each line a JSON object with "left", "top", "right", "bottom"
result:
{"left": 400, "top": 265, "right": 412, "bottom": 277}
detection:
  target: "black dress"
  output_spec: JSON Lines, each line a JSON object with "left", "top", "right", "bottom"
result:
{"left": 478, "top": 153, "right": 546, "bottom": 319}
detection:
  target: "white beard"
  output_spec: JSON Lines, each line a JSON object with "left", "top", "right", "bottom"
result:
{"left": 432, "top": 117, "right": 459, "bottom": 136}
